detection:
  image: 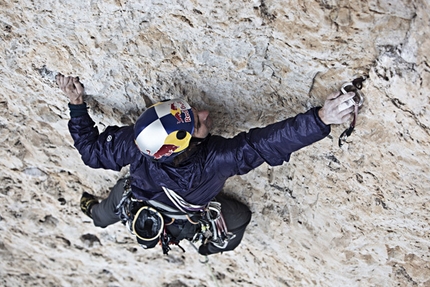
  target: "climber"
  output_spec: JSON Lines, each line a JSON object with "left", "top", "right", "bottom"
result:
{"left": 56, "top": 73, "right": 356, "bottom": 255}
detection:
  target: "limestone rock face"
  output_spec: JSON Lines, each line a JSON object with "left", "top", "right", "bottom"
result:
{"left": 1, "top": 0, "right": 429, "bottom": 286}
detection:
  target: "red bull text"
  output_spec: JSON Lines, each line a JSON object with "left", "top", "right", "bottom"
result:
{"left": 170, "top": 102, "right": 192, "bottom": 124}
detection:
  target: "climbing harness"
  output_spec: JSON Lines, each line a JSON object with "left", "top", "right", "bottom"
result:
{"left": 338, "top": 75, "right": 367, "bottom": 147}
{"left": 115, "top": 178, "right": 235, "bottom": 255}
{"left": 161, "top": 187, "right": 236, "bottom": 252}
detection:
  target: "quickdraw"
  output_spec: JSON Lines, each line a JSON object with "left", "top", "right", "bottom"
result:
{"left": 338, "top": 76, "right": 367, "bottom": 147}
{"left": 191, "top": 201, "right": 236, "bottom": 250}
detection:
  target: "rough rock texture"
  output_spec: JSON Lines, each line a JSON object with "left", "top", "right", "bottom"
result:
{"left": 1, "top": 0, "right": 429, "bottom": 286}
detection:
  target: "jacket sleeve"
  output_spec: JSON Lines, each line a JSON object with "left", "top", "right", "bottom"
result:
{"left": 210, "top": 107, "right": 331, "bottom": 177}
{"left": 68, "top": 108, "right": 138, "bottom": 171}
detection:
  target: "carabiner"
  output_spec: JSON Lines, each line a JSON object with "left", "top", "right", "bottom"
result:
{"left": 338, "top": 76, "right": 367, "bottom": 147}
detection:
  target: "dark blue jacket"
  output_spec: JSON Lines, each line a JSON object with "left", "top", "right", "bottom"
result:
{"left": 68, "top": 104, "right": 330, "bottom": 207}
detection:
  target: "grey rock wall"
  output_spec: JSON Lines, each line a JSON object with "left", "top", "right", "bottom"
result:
{"left": 1, "top": 0, "right": 429, "bottom": 286}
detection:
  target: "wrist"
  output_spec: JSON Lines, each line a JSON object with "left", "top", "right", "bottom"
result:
{"left": 318, "top": 108, "right": 329, "bottom": 125}
{"left": 69, "top": 98, "right": 84, "bottom": 105}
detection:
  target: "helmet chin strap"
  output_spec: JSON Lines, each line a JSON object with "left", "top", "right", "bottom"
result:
{"left": 169, "top": 135, "right": 211, "bottom": 166}
{"left": 190, "top": 135, "right": 207, "bottom": 144}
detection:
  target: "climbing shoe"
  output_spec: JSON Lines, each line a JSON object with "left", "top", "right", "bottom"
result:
{"left": 80, "top": 192, "right": 98, "bottom": 218}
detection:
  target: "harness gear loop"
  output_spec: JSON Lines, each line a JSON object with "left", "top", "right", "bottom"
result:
{"left": 338, "top": 75, "right": 367, "bottom": 147}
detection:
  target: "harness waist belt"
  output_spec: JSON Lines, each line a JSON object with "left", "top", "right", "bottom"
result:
{"left": 147, "top": 199, "right": 203, "bottom": 220}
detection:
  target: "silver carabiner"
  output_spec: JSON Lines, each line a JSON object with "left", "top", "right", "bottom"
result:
{"left": 340, "top": 82, "right": 364, "bottom": 107}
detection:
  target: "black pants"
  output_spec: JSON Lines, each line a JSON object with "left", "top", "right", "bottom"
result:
{"left": 91, "top": 178, "right": 126, "bottom": 228}
{"left": 91, "top": 179, "right": 252, "bottom": 255}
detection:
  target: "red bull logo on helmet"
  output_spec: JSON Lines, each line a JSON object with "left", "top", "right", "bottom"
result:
{"left": 170, "top": 102, "right": 192, "bottom": 124}
{"left": 152, "top": 144, "right": 179, "bottom": 159}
